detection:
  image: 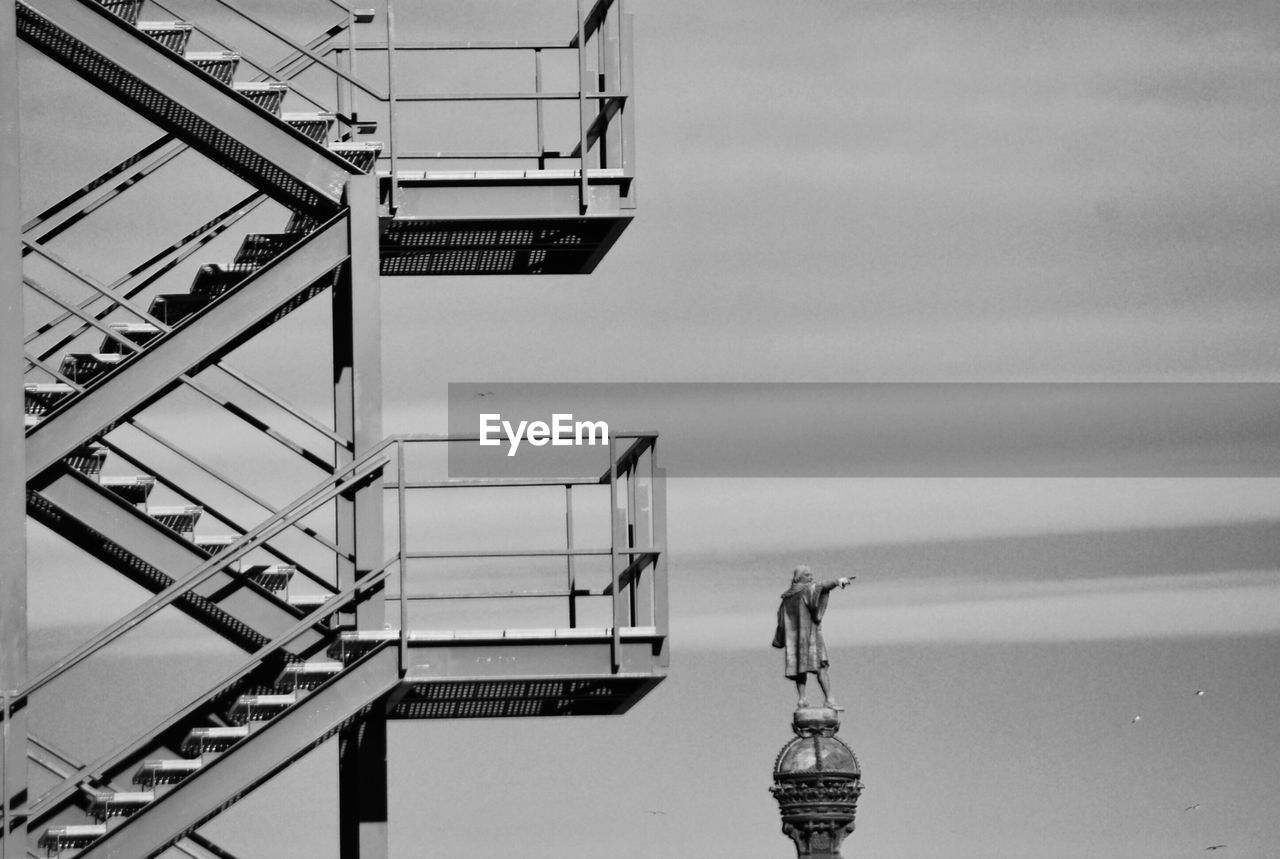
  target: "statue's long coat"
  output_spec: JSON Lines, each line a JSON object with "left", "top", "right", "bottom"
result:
{"left": 772, "top": 580, "right": 839, "bottom": 679}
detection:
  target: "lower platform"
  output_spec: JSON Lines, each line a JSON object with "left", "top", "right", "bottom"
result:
{"left": 334, "top": 627, "right": 667, "bottom": 718}
{"left": 388, "top": 674, "right": 663, "bottom": 719}
{"left": 378, "top": 215, "right": 631, "bottom": 275}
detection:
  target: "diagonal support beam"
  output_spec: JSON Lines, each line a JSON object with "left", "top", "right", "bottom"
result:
{"left": 16, "top": 0, "right": 357, "bottom": 218}
{"left": 29, "top": 469, "right": 323, "bottom": 654}
{"left": 77, "top": 646, "right": 399, "bottom": 859}
{"left": 24, "top": 212, "right": 350, "bottom": 481}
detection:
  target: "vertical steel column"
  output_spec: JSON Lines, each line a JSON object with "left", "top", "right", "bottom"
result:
{"left": 334, "top": 172, "right": 388, "bottom": 859}
{"left": 0, "top": 5, "right": 27, "bottom": 856}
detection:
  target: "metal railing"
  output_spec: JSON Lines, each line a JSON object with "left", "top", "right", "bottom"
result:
{"left": 328, "top": 0, "right": 632, "bottom": 213}
{"left": 384, "top": 431, "right": 663, "bottom": 670}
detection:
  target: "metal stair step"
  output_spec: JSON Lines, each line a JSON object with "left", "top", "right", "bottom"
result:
{"left": 243, "top": 563, "right": 295, "bottom": 592}
{"left": 275, "top": 660, "right": 343, "bottom": 691}
{"left": 233, "top": 82, "right": 289, "bottom": 115}
{"left": 96, "top": 0, "right": 141, "bottom": 25}
{"left": 82, "top": 787, "right": 155, "bottom": 819}
{"left": 284, "top": 210, "right": 321, "bottom": 234}
{"left": 64, "top": 443, "right": 108, "bottom": 477}
{"left": 38, "top": 824, "right": 107, "bottom": 851}
{"left": 100, "top": 474, "right": 156, "bottom": 505}
{"left": 24, "top": 382, "right": 74, "bottom": 416}
{"left": 181, "top": 725, "right": 250, "bottom": 757}
{"left": 195, "top": 534, "right": 237, "bottom": 555}
{"left": 148, "top": 292, "right": 211, "bottom": 325}
{"left": 287, "top": 592, "right": 329, "bottom": 610}
{"left": 133, "top": 757, "right": 203, "bottom": 787}
{"left": 148, "top": 504, "right": 202, "bottom": 534}
{"left": 59, "top": 352, "right": 124, "bottom": 384}
{"left": 227, "top": 692, "right": 298, "bottom": 723}
{"left": 186, "top": 50, "right": 240, "bottom": 85}
{"left": 100, "top": 321, "right": 162, "bottom": 354}
{"left": 328, "top": 628, "right": 397, "bottom": 660}
{"left": 329, "top": 141, "right": 383, "bottom": 172}
{"left": 137, "top": 21, "right": 194, "bottom": 54}
{"left": 232, "top": 232, "right": 306, "bottom": 265}
{"left": 283, "top": 112, "right": 335, "bottom": 144}
{"left": 190, "top": 263, "right": 257, "bottom": 297}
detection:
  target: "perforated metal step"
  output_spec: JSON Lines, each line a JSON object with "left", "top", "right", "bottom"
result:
{"left": 100, "top": 474, "right": 155, "bottom": 505}
{"left": 195, "top": 535, "right": 236, "bottom": 555}
{"left": 137, "top": 21, "right": 193, "bottom": 54}
{"left": 148, "top": 504, "right": 202, "bottom": 533}
{"left": 275, "top": 660, "right": 342, "bottom": 691}
{"left": 243, "top": 564, "right": 295, "bottom": 592}
{"left": 227, "top": 692, "right": 298, "bottom": 723}
{"left": 287, "top": 592, "right": 329, "bottom": 610}
{"left": 65, "top": 443, "right": 108, "bottom": 477}
{"left": 330, "top": 141, "right": 382, "bottom": 173}
{"left": 133, "top": 757, "right": 203, "bottom": 787}
{"left": 181, "top": 725, "right": 249, "bottom": 757}
{"left": 283, "top": 112, "right": 335, "bottom": 144}
{"left": 190, "top": 263, "right": 257, "bottom": 298}
{"left": 59, "top": 352, "right": 124, "bottom": 384}
{"left": 284, "top": 210, "right": 320, "bottom": 234}
{"left": 82, "top": 787, "right": 155, "bottom": 819}
{"left": 147, "top": 292, "right": 211, "bottom": 325}
{"left": 186, "top": 50, "right": 239, "bottom": 85}
{"left": 38, "top": 824, "right": 107, "bottom": 851}
{"left": 24, "top": 382, "right": 74, "bottom": 416}
{"left": 233, "top": 82, "right": 289, "bottom": 115}
{"left": 232, "top": 232, "right": 305, "bottom": 265}
{"left": 97, "top": 0, "right": 141, "bottom": 26}
{"left": 101, "top": 321, "right": 161, "bottom": 353}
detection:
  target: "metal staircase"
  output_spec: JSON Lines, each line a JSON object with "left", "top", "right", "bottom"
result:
{"left": 6, "top": 1, "right": 656, "bottom": 856}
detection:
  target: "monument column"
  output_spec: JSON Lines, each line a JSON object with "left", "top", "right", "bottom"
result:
{"left": 771, "top": 708, "right": 864, "bottom": 858}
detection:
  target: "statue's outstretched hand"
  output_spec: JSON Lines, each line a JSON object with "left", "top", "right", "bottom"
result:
{"left": 838, "top": 576, "right": 854, "bottom": 588}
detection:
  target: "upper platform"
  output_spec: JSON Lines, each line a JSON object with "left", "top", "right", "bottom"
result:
{"left": 20, "top": 0, "right": 636, "bottom": 275}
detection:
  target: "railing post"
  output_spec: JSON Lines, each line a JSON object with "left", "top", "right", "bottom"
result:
{"left": 397, "top": 439, "right": 408, "bottom": 674}
{"left": 576, "top": 0, "right": 590, "bottom": 213}
{"left": 535, "top": 49, "right": 546, "bottom": 169}
{"left": 608, "top": 437, "right": 623, "bottom": 670}
{"left": 1, "top": 2, "right": 28, "bottom": 853}
{"left": 565, "top": 484, "right": 577, "bottom": 627}
{"left": 384, "top": 0, "right": 399, "bottom": 213}
{"left": 651, "top": 444, "right": 669, "bottom": 668}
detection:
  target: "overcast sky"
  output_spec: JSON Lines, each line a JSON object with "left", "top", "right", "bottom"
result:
{"left": 16, "top": 0, "right": 1280, "bottom": 856}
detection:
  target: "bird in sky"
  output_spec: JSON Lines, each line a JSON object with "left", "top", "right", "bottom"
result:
{"left": 1195, "top": 689, "right": 1206, "bottom": 697}
{"left": 1185, "top": 804, "right": 1202, "bottom": 812}
{"left": 1131, "top": 715, "right": 1142, "bottom": 724}
{"left": 1206, "top": 846, "right": 1226, "bottom": 851}
{"left": 645, "top": 810, "right": 666, "bottom": 816}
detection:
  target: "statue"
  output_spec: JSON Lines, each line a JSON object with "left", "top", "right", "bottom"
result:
{"left": 772, "top": 565, "right": 853, "bottom": 709}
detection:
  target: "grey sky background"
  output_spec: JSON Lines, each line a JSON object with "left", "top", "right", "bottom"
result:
{"left": 16, "top": 0, "right": 1280, "bottom": 856}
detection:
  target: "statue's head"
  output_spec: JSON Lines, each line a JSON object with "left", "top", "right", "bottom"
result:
{"left": 791, "top": 565, "right": 813, "bottom": 585}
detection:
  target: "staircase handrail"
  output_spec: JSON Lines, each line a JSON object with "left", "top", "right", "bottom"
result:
{"left": 26, "top": 560, "right": 399, "bottom": 821}
{"left": 12, "top": 445, "right": 393, "bottom": 710}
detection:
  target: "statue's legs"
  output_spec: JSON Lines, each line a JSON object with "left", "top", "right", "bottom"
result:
{"left": 816, "top": 667, "right": 838, "bottom": 709}
{"left": 794, "top": 677, "right": 808, "bottom": 708}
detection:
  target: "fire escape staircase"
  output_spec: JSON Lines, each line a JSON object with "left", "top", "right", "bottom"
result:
{"left": 14, "top": 1, "right": 655, "bottom": 855}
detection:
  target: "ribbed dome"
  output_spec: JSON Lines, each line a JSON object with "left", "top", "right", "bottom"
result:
{"left": 774, "top": 733, "right": 861, "bottom": 776}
